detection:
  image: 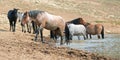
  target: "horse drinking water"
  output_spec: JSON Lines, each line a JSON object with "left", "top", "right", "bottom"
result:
{"left": 21, "top": 10, "right": 65, "bottom": 45}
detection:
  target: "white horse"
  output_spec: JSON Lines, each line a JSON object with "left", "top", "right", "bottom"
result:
{"left": 67, "top": 24, "right": 86, "bottom": 40}
{"left": 17, "top": 12, "right": 24, "bottom": 22}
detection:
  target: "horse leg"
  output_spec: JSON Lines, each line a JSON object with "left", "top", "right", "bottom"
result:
{"left": 21, "top": 25, "right": 23, "bottom": 32}
{"left": 50, "top": 31, "right": 54, "bottom": 39}
{"left": 12, "top": 21, "right": 14, "bottom": 32}
{"left": 9, "top": 21, "right": 12, "bottom": 31}
{"left": 34, "top": 27, "right": 40, "bottom": 41}
{"left": 101, "top": 26, "right": 104, "bottom": 39}
{"left": 59, "top": 29, "right": 64, "bottom": 45}
{"left": 30, "top": 23, "right": 32, "bottom": 33}
{"left": 90, "top": 34, "right": 92, "bottom": 39}
{"left": 97, "top": 34, "right": 100, "bottom": 39}
{"left": 24, "top": 24, "right": 27, "bottom": 33}
{"left": 78, "top": 36, "right": 81, "bottom": 40}
{"left": 86, "top": 33, "right": 88, "bottom": 39}
{"left": 26, "top": 23, "right": 29, "bottom": 33}
{"left": 13, "top": 20, "right": 17, "bottom": 32}
{"left": 32, "top": 21, "right": 36, "bottom": 34}
{"left": 40, "top": 28, "right": 44, "bottom": 43}
{"left": 83, "top": 33, "right": 86, "bottom": 40}
{"left": 83, "top": 34, "right": 86, "bottom": 40}
{"left": 28, "top": 22, "right": 32, "bottom": 33}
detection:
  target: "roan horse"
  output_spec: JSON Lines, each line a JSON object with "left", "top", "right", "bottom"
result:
{"left": 7, "top": 8, "right": 19, "bottom": 32}
{"left": 84, "top": 22, "right": 104, "bottom": 39}
{"left": 67, "top": 23, "right": 86, "bottom": 40}
{"left": 21, "top": 10, "right": 65, "bottom": 45}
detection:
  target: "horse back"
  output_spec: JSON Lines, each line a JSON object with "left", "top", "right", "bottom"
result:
{"left": 68, "top": 24, "right": 86, "bottom": 35}
{"left": 86, "top": 24, "right": 96, "bottom": 35}
{"left": 7, "top": 10, "right": 18, "bottom": 20}
{"left": 86, "top": 24, "right": 103, "bottom": 35}
{"left": 42, "top": 13, "right": 65, "bottom": 30}
{"left": 95, "top": 24, "right": 103, "bottom": 34}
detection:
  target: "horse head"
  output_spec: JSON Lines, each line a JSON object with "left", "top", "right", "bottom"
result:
{"left": 84, "top": 22, "right": 91, "bottom": 27}
{"left": 78, "top": 17, "right": 86, "bottom": 25}
{"left": 13, "top": 8, "right": 19, "bottom": 13}
{"left": 21, "top": 11, "right": 30, "bottom": 26}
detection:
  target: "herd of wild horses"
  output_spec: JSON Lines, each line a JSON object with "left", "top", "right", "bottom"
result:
{"left": 7, "top": 8, "right": 104, "bottom": 45}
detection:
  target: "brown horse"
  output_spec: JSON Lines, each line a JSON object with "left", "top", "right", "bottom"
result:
{"left": 21, "top": 10, "right": 65, "bottom": 45}
{"left": 67, "top": 17, "right": 86, "bottom": 25}
{"left": 85, "top": 22, "right": 104, "bottom": 39}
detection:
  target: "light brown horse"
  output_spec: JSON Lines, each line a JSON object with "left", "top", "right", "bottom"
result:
{"left": 85, "top": 22, "right": 104, "bottom": 39}
{"left": 21, "top": 10, "right": 65, "bottom": 45}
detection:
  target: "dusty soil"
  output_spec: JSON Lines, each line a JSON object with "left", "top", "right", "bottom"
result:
{"left": 0, "top": 0, "right": 119, "bottom": 59}
{"left": 0, "top": 15, "right": 114, "bottom": 60}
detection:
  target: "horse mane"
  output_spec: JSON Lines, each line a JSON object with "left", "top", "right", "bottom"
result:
{"left": 67, "top": 17, "right": 86, "bottom": 25}
{"left": 84, "top": 22, "right": 91, "bottom": 27}
{"left": 28, "top": 10, "right": 45, "bottom": 19}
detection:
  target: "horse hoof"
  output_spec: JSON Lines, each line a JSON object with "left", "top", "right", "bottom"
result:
{"left": 24, "top": 31, "right": 26, "bottom": 33}
{"left": 13, "top": 30, "right": 15, "bottom": 32}
{"left": 42, "top": 41, "right": 45, "bottom": 43}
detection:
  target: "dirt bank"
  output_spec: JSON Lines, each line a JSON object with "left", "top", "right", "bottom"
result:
{"left": 0, "top": 19, "right": 114, "bottom": 60}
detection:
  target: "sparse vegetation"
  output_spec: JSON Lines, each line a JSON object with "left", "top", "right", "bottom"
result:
{"left": 0, "top": 0, "right": 120, "bottom": 60}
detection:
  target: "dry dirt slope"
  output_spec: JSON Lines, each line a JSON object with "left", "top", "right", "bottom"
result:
{"left": 0, "top": 21, "right": 113, "bottom": 60}
{"left": 0, "top": 0, "right": 119, "bottom": 60}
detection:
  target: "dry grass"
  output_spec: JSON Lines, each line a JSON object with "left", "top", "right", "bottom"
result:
{"left": 0, "top": 0, "right": 120, "bottom": 34}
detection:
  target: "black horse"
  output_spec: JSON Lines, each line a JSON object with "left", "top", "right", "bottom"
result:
{"left": 7, "top": 8, "right": 19, "bottom": 32}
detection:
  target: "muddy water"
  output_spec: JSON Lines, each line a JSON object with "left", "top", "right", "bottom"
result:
{"left": 57, "top": 34, "right": 120, "bottom": 59}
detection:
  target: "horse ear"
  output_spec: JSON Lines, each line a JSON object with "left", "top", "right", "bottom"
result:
{"left": 13, "top": 8, "right": 19, "bottom": 10}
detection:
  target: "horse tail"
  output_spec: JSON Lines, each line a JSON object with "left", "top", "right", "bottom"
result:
{"left": 101, "top": 25, "right": 104, "bottom": 39}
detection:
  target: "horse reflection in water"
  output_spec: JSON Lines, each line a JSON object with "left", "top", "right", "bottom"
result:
{"left": 84, "top": 22, "right": 104, "bottom": 39}
{"left": 21, "top": 10, "right": 65, "bottom": 45}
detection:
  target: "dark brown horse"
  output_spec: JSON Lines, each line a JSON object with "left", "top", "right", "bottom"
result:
{"left": 21, "top": 10, "right": 65, "bottom": 45}
{"left": 85, "top": 22, "right": 104, "bottom": 39}
{"left": 67, "top": 17, "right": 86, "bottom": 25}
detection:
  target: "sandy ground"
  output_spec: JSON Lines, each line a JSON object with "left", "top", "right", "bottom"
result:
{"left": 0, "top": 14, "right": 115, "bottom": 60}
